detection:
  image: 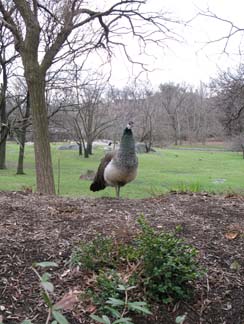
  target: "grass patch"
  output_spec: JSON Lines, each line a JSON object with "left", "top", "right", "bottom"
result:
{"left": 1, "top": 142, "right": 244, "bottom": 198}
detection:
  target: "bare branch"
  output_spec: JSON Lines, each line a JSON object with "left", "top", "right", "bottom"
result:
{"left": 199, "top": 10, "right": 244, "bottom": 54}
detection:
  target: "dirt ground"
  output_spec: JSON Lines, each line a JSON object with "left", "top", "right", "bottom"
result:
{"left": 0, "top": 190, "right": 244, "bottom": 324}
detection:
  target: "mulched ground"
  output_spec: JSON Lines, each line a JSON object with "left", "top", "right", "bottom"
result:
{"left": 0, "top": 191, "right": 244, "bottom": 324}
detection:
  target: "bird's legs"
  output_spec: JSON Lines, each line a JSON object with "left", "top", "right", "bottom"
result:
{"left": 115, "top": 185, "right": 120, "bottom": 199}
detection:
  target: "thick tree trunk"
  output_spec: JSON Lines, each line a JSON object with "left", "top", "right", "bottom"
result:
{"left": 27, "top": 76, "right": 56, "bottom": 194}
{"left": 87, "top": 141, "right": 92, "bottom": 155}
{"left": 84, "top": 147, "right": 89, "bottom": 158}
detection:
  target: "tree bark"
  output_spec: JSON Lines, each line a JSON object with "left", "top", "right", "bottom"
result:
{"left": 16, "top": 92, "right": 30, "bottom": 175}
{"left": 26, "top": 74, "right": 55, "bottom": 194}
{"left": 78, "top": 142, "right": 83, "bottom": 156}
{"left": 84, "top": 146, "right": 89, "bottom": 158}
{"left": 241, "top": 144, "right": 244, "bottom": 160}
{"left": 0, "top": 134, "right": 7, "bottom": 169}
{"left": 0, "top": 65, "right": 7, "bottom": 169}
{"left": 16, "top": 136, "right": 26, "bottom": 175}
{"left": 17, "top": 12, "right": 56, "bottom": 194}
{"left": 87, "top": 141, "right": 93, "bottom": 155}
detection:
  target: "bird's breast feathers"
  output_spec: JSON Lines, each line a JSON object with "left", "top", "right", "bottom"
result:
{"left": 104, "top": 161, "right": 137, "bottom": 187}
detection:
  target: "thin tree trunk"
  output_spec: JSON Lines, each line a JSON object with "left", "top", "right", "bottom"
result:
{"left": 16, "top": 134, "right": 26, "bottom": 175}
{"left": 0, "top": 64, "right": 7, "bottom": 169}
{"left": 78, "top": 142, "right": 82, "bottom": 156}
{"left": 242, "top": 145, "right": 244, "bottom": 159}
{"left": 0, "top": 135, "right": 7, "bottom": 169}
{"left": 16, "top": 92, "right": 30, "bottom": 175}
{"left": 84, "top": 146, "right": 89, "bottom": 158}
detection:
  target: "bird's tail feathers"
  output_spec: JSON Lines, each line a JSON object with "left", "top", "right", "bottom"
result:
{"left": 90, "top": 177, "right": 106, "bottom": 192}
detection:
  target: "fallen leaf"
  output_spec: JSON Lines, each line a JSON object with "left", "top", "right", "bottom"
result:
{"left": 230, "top": 260, "right": 241, "bottom": 271}
{"left": 60, "top": 269, "right": 71, "bottom": 278}
{"left": 222, "top": 302, "right": 232, "bottom": 311}
{"left": 176, "top": 313, "right": 187, "bottom": 324}
{"left": 224, "top": 231, "right": 239, "bottom": 240}
{"left": 85, "top": 304, "right": 97, "bottom": 313}
{"left": 55, "top": 289, "right": 80, "bottom": 311}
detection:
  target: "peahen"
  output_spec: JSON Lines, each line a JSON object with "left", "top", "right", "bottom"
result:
{"left": 90, "top": 121, "right": 138, "bottom": 198}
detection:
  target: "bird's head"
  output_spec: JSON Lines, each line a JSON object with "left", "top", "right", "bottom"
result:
{"left": 123, "top": 121, "right": 134, "bottom": 136}
{"left": 126, "top": 121, "right": 134, "bottom": 130}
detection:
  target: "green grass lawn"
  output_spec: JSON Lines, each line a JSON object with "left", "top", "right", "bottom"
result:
{"left": 1, "top": 142, "right": 244, "bottom": 198}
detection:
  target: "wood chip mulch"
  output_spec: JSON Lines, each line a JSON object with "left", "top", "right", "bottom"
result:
{"left": 0, "top": 191, "right": 244, "bottom": 324}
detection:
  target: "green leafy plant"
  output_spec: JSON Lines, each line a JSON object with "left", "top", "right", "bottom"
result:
{"left": 86, "top": 270, "right": 123, "bottom": 312}
{"left": 90, "top": 285, "right": 151, "bottom": 324}
{"left": 72, "top": 216, "right": 202, "bottom": 308}
{"left": 70, "top": 235, "right": 115, "bottom": 270}
{"left": 31, "top": 262, "right": 69, "bottom": 324}
{"left": 137, "top": 216, "right": 202, "bottom": 303}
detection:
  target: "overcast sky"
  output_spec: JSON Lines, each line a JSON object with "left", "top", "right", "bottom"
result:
{"left": 104, "top": 0, "right": 244, "bottom": 89}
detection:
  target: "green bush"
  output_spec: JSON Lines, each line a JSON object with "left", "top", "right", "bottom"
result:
{"left": 137, "top": 217, "right": 202, "bottom": 303}
{"left": 71, "top": 216, "right": 203, "bottom": 306}
{"left": 70, "top": 235, "right": 115, "bottom": 270}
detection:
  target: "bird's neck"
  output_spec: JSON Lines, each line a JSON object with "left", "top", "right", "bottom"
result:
{"left": 118, "top": 129, "right": 136, "bottom": 164}
{"left": 119, "top": 131, "right": 136, "bottom": 156}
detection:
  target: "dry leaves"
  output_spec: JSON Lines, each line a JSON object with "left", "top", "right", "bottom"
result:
{"left": 55, "top": 289, "right": 80, "bottom": 311}
{"left": 224, "top": 231, "right": 239, "bottom": 240}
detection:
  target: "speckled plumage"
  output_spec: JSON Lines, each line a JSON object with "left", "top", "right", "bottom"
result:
{"left": 90, "top": 123, "right": 138, "bottom": 198}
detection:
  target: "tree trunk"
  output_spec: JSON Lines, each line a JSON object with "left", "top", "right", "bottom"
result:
{"left": 241, "top": 145, "right": 244, "bottom": 159}
{"left": 177, "top": 114, "right": 182, "bottom": 145}
{"left": 0, "top": 65, "right": 7, "bottom": 169}
{"left": 78, "top": 142, "right": 82, "bottom": 156}
{"left": 16, "top": 92, "right": 30, "bottom": 175}
{"left": 27, "top": 76, "right": 56, "bottom": 194}
{"left": 0, "top": 135, "right": 7, "bottom": 169}
{"left": 84, "top": 146, "right": 89, "bottom": 158}
{"left": 16, "top": 138, "right": 26, "bottom": 175}
{"left": 87, "top": 141, "right": 93, "bottom": 155}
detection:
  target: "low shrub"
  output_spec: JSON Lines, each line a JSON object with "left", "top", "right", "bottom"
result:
{"left": 70, "top": 235, "right": 115, "bottom": 270}
{"left": 71, "top": 216, "right": 203, "bottom": 308}
{"left": 136, "top": 216, "right": 202, "bottom": 303}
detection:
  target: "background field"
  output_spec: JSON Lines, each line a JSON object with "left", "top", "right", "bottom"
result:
{"left": 1, "top": 142, "right": 244, "bottom": 198}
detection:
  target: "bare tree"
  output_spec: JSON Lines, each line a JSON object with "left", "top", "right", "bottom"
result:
{"left": 210, "top": 65, "right": 244, "bottom": 137}
{"left": 159, "top": 83, "right": 188, "bottom": 145}
{"left": 72, "top": 79, "right": 117, "bottom": 158}
{"left": 0, "top": 22, "right": 18, "bottom": 169}
{"left": 0, "top": 0, "right": 180, "bottom": 194}
{"left": 119, "top": 83, "right": 157, "bottom": 152}
{"left": 183, "top": 84, "right": 213, "bottom": 144}
{"left": 230, "top": 134, "right": 244, "bottom": 159}
{"left": 9, "top": 78, "right": 30, "bottom": 175}
{"left": 104, "top": 82, "right": 223, "bottom": 147}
